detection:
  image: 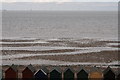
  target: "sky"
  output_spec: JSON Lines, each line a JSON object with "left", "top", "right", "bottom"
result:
{"left": 1, "top": 0, "right": 118, "bottom": 11}
{"left": 1, "top": 0, "right": 119, "bottom": 2}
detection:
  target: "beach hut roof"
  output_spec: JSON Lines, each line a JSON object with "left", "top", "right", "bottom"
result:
{"left": 35, "top": 66, "right": 49, "bottom": 75}
{"left": 117, "top": 70, "right": 120, "bottom": 75}
{"left": 50, "top": 67, "right": 62, "bottom": 73}
{"left": 6, "top": 64, "right": 18, "bottom": 72}
{"left": 41, "top": 66, "right": 49, "bottom": 74}
{"left": 103, "top": 66, "right": 115, "bottom": 74}
{"left": 117, "top": 72, "right": 120, "bottom": 78}
{"left": 27, "top": 64, "right": 36, "bottom": 73}
{"left": 77, "top": 66, "right": 88, "bottom": 73}
{"left": 89, "top": 66, "right": 102, "bottom": 73}
{"left": 64, "top": 67, "right": 75, "bottom": 73}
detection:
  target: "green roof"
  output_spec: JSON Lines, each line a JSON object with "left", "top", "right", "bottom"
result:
{"left": 103, "top": 66, "right": 115, "bottom": 75}
{"left": 41, "top": 66, "right": 49, "bottom": 74}
{"left": 10, "top": 64, "right": 18, "bottom": 72}
{"left": 77, "top": 66, "right": 88, "bottom": 73}
{"left": 89, "top": 66, "right": 102, "bottom": 73}
{"left": 27, "top": 64, "right": 36, "bottom": 73}
{"left": 50, "top": 67, "right": 62, "bottom": 73}
{"left": 64, "top": 67, "right": 75, "bottom": 73}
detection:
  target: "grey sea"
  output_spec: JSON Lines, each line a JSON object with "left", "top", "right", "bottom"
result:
{"left": 2, "top": 11, "right": 118, "bottom": 39}
{"left": 1, "top": 11, "right": 119, "bottom": 65}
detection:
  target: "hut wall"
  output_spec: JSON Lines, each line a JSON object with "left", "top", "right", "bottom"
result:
{"left": 34, "top": 70, "right": 48, "bottom": 80}
{"left": 104, "top": 70, "right": 115, "bottom": 80}
{"left": 64, "top": 69, "right": 74, "bottom": 80}
{"left": 77, "top": 69, "right": 88, "bottom": 80}
{"left": 22, "top": 68, "right": 34, "bottom": 80}
{"left": 89, "top": 72, "right": 103, "bottom": 80}
{"left": 116, "top": 74, "right": 120, "bottom": 80}
{"left": 5, "top": 68, "right": 18, "bottom": 80}
{"left": 50, "top": 70, "right": 62, "bottom": 80}
{"left": 0, "top": 70, "right": 2, "bottom": 79}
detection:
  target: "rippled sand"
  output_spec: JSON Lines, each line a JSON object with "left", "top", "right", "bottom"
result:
{"left": 1, "top": 38, "right": 119, "bottom": 66}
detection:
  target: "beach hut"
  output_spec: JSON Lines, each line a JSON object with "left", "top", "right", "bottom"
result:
{"left": 89, "top": 67, "right": 103, "bottom": 80}
{"left": 103, "top": 66, "right": 115, "bottom": 80}
{"left": 117, "top": 73, "right": 120, "bottom": 80}
{"left": 0, "top": 69, "right": 2, "bottom": 80}
{"left": 5, "top": 64, "right": 18, "bottom": 80}
{"left": 34, "top": 66, "right": 49, "bottom": 80}
{"left": 77, "top": 67, "right": 88, "bottom": 80}
{"left": 1, "top": 70, "right": 4, "bottom": 80}
{"left": 50, "top": 67, "right": 62, "bottom": 80}
{"left": 64, "top": 67, "right": 75, "bottom": 80}
{"left": 22, "top": 64, "right": 36, "bottom": 80}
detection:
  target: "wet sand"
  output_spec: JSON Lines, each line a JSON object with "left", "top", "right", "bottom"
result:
{"left": 2, "top": 39, "right": 118, "bottom": 47}
{"left": 15, "top": 50, "right": 119, "bottom": 63}
{"left": 2, "top": 49, "right": 79, "bottom": 55}
{"left": 1, "top": 38, "right": 119, "bottom": 66}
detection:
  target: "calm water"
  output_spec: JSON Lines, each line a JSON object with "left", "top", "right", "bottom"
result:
{"left": 2, "top": 11, "right": 119, "bottom": 65}
{"left": 2, "top": 11, "right": 118, "bottom": 40}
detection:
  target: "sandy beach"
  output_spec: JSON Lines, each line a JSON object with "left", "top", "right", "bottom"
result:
{"left": 16, "top": 50, "right": 118, "bottom": 63}
{"left": 1, "top": 38, "right": 119, "bottom": 66}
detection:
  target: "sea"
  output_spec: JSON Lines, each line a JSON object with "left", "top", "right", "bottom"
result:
{"left": 1, "top": 11, "right": 119, "bottom": 65}
{"left": 2, "top": 11, "right": 118, "bottom": 40}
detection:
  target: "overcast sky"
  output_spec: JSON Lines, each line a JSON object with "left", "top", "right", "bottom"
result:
{"left": 1, "top": 0, "right": 118, "bottom": 11}
{"left": 2, "top": 0, "right": 119, "bottom": 2}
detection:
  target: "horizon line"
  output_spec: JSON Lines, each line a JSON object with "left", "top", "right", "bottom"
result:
{"left": 1, "top": 1, "right": 119, "bottom": 3}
